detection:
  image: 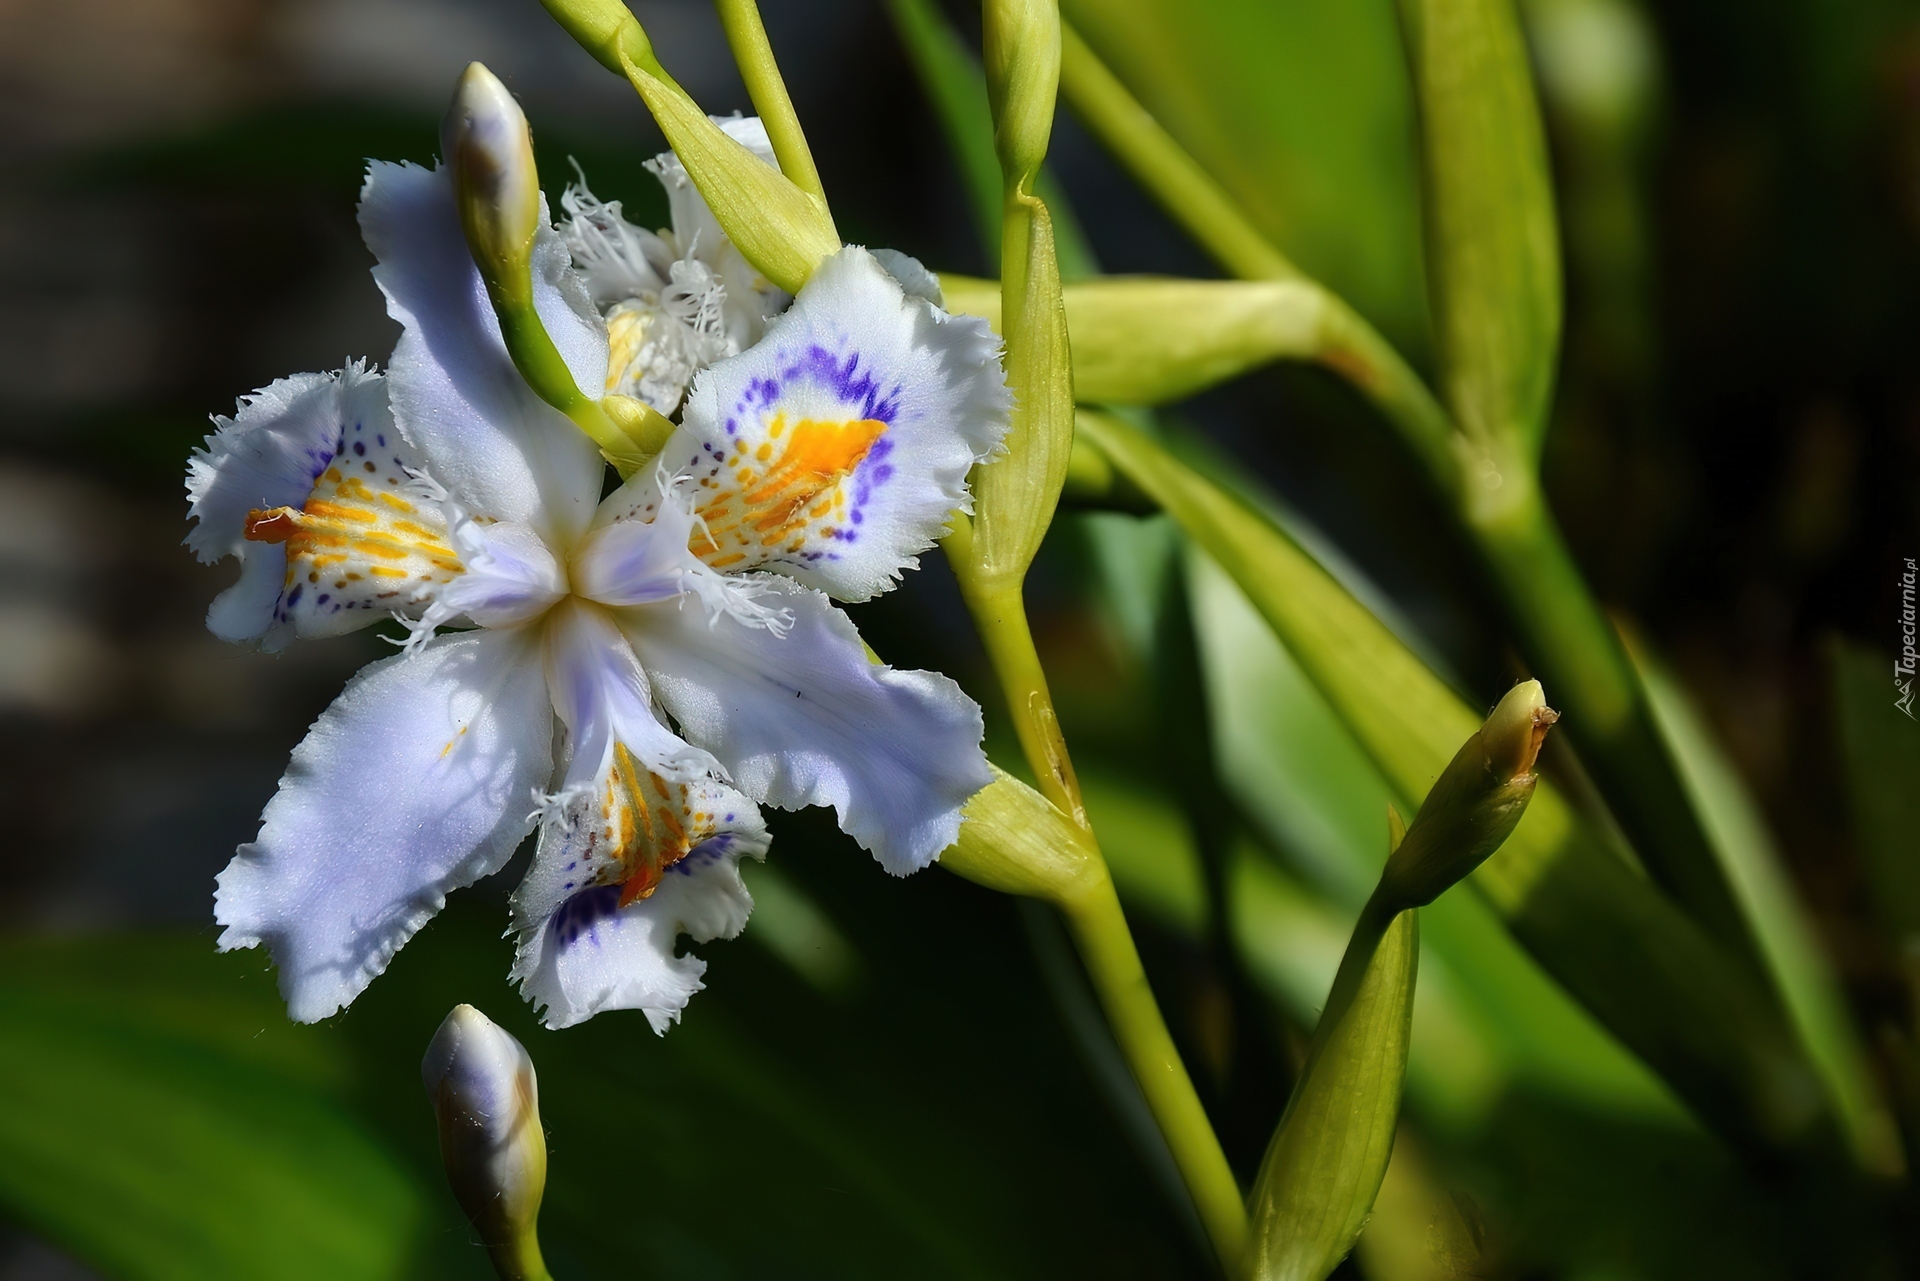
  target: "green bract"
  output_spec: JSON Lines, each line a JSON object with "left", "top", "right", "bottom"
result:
{"left": 537, "top": 0, "right": 839, "bottom": 295}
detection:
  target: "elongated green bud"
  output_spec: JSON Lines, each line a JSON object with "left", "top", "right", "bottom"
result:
{"left": 982, "top": 0, "right": 1059, "bottom": 187}
{"left": 441, "top": 63, "right": 668, "bottom": 477}
{"left": 444, "top": 64, "right": 541, "bottom": 305}
{"left": 422, "top": 1005, "right": 552, "bottom": 1281}
{"left": 1376, "top": 679, "right": 1557, "bottom": 911}
{"left": 1248, "top": 908, "right": 1417, "bottom": 1281}
{"left": 942, "top": 274, "right": 1330, "bottom": 407}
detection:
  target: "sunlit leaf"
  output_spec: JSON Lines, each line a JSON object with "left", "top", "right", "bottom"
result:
{"left": 1635, "top": 639, "right": 1904, "bottom": 1175}
{"left": 1396, "top": 0, "right": 1561, "bottom": 459}
{"left": 1190, "top": 552, "right": 1674, "bottom": 1125}
{"left": 1077, "top": 409, "right": 1826, "bottom": 1154}
{"left": 0, "top": 937, "right": 423, "bottom": 1281}
{"left": 1059, "top": 0, "right": 1428, "bottom": 347}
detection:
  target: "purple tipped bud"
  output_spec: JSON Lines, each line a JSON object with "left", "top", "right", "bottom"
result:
{"left": 442, "top": 63, "right": 541, "bottom": 300}
{"left": 422, "top": 1005, "right": 548, "bottom": 1274}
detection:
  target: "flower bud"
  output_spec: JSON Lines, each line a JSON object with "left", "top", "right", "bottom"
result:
{"left": 982, "top": 0, "right": 1061, "bottom": 187}
{"left": 443, "top": 63, "right": 540, "bottom": 307}
{"left": 422, "top": 1005, "right": 550, "bottom": 1280}
{"left": 1375, "top": 680, "right": 1558, "bottom": 911}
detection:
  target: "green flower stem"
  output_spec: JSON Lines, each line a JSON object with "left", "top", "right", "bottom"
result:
{"left": 1057, "top": 19, "right": 1295, "bottom": 283}
{"left": 1312, "top": 294, "right": 1465, "bottom": 499}
{"left": 1055, "top": 22, "right": 1749, "bottom": 958}
{"left": 712, "top": 0, "right": 832, "bottom": 207}
{"left": 485, "top": 1234, "right": 554, "bottom": 1281}
{"left": 943, "top": 512, "right": 1083, "bottom": 822}
{"left": 491, "top": 298, "right": 658, "bottom": 477}
{"left": 942, "top": 770, "right": 1250, "bottom": 1271}
{"left": 1059, "top": 862, "right": 1250, "bottom": 1273}
{"left": 1077, "top": 409, "right": 1830, "bottom": 1156}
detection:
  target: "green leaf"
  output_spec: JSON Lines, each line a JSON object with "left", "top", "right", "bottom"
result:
{"left": 0, "top": 938, "right": 423, "bottom": 1281}
{"left": 1395, "top": 0, "right": 1562, "bottom": 460}
{"left": 1, "top": 873, "right": 1212, "bottom": 1280}
{"left": 1830, "top": 636, "right": 1920, "bottom": 943}
{"left": 886, "top": 0, "right": 1098, "bottom": 279}
{"left": 1247, "top": 908, "right": 1418, "bottom": 1281}
{"left": 1635, "top": 640, "right": 1904, "bottom": 1176}
{"left": 1060, "top": 0, "right": 1428, "bottom": 347}
{"left": 1076, "top": 409, "right": 1827, "bottom": 1155}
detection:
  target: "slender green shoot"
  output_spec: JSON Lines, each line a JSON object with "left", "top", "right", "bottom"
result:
{"left": 713, "top": 0, "right": 833, "bottom": 208}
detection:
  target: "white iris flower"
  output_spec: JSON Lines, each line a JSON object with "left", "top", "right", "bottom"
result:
{"left": 561, "top": 116, "right": 789, "bottom": 417}
{"left": 186, "top": 156, "right": 1007, "bottom": 1031}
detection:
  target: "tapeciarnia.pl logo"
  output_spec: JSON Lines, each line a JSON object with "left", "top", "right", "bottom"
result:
{"left": 1898, "top": 557, "right": 1917, "bottom": 720}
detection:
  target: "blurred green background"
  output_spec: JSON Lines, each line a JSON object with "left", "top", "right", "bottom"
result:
{"left": 0, "top": 0, "right": 1916, "bottom": 1276}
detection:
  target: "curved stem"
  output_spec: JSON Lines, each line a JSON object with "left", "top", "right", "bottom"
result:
{"left": 712, "top": 0, "right": 832, "bottom": 208}
{"left": 1057, "top": 18, "right": 1295, "bottom": 283}
{"left": 961, "top": 574, "right": 1084, "bottom": 824}
{"left": 485, "top": 1231, "right": 554, "bottom": 1281}
{"left": 1060, "top": 862, "right": 1250, "bottom": 1274}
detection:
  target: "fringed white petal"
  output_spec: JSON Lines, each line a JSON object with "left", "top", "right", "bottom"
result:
{"left": 511, "top": 838, "right": 760, "bottom": 1033}
{"left": 359, "top": 161, "right": 605, "bottom": 548}
{"left": 620, "top": 577, "right": 991, "bottom": 874}
{"left": 598, "top": 245, "right": 1009, "bottom": 603}
{"left": 644, "top": 116, "right": 790, "bottom": 351}
{"left": 871, "top": 248, "right": 943, "bottom": 306}
{"left": 568, "top": 476, "right": 709, "bottom": 608}
{"left": 214, "top": 628, "right": 553, "bottom": 1022}
{"left": 558, "top": 176, "right": 674, "bottom": 308}
{"left": 188, "top": 363, "right": 459, "bottom": 648}
{"left": 511, "top": 772, "right": 767, "bottom": 1032}
{"left": 563, "top": 137, "right": 787, "bottom": 416}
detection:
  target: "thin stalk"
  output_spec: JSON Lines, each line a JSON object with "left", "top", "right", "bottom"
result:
{"left": 712, "top": 0, "right": 832, "bottom": 207}
{"left": 944, "top": 514, "right": 1084, "bottom": 824}
{"left": 1314, "top": 293, "right": 1464, "bottom": 497}
{"left": 1057, "top": 19, "right": 1295, "bottom": 283}
{"left": 486, "top": 1234, "right": 554, "bottom": 1281}
{"left": 1060, "top": 861, "right": 1251, "bottom": 1274}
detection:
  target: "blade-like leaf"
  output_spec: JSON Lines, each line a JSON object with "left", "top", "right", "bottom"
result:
{"left": 1247, "top": 908, "right": 1418, "bottom": 1281}
{"left": 1396, "top": 0, "right": 1561, "bottom": 460}
{"left": 0, "top": 942, "right": 423, "bottom": 1281}
{"left": 886, "top": 0, "right": 1004, "bottom": 255}
{"left": 886, "top": 0, "right": 1098, "bottom": 279}
{"left": 1830, "top": 636, "right": 1920, "bottom": 943}
{"left": 1077, "top": 409, "right": 1826, "bottom": 1155}
{"left": 1189, "top": 552, "right": 1675, "bottom": 1123}
{"left": 1636, "top": 641, "right": 1904, "bottom": 1176}
{"left": 1060, "top": 0, "right": 1428, "bottom": 347}
{"left": 1, "top": 884, "right": 1211, "bottom": 1281}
